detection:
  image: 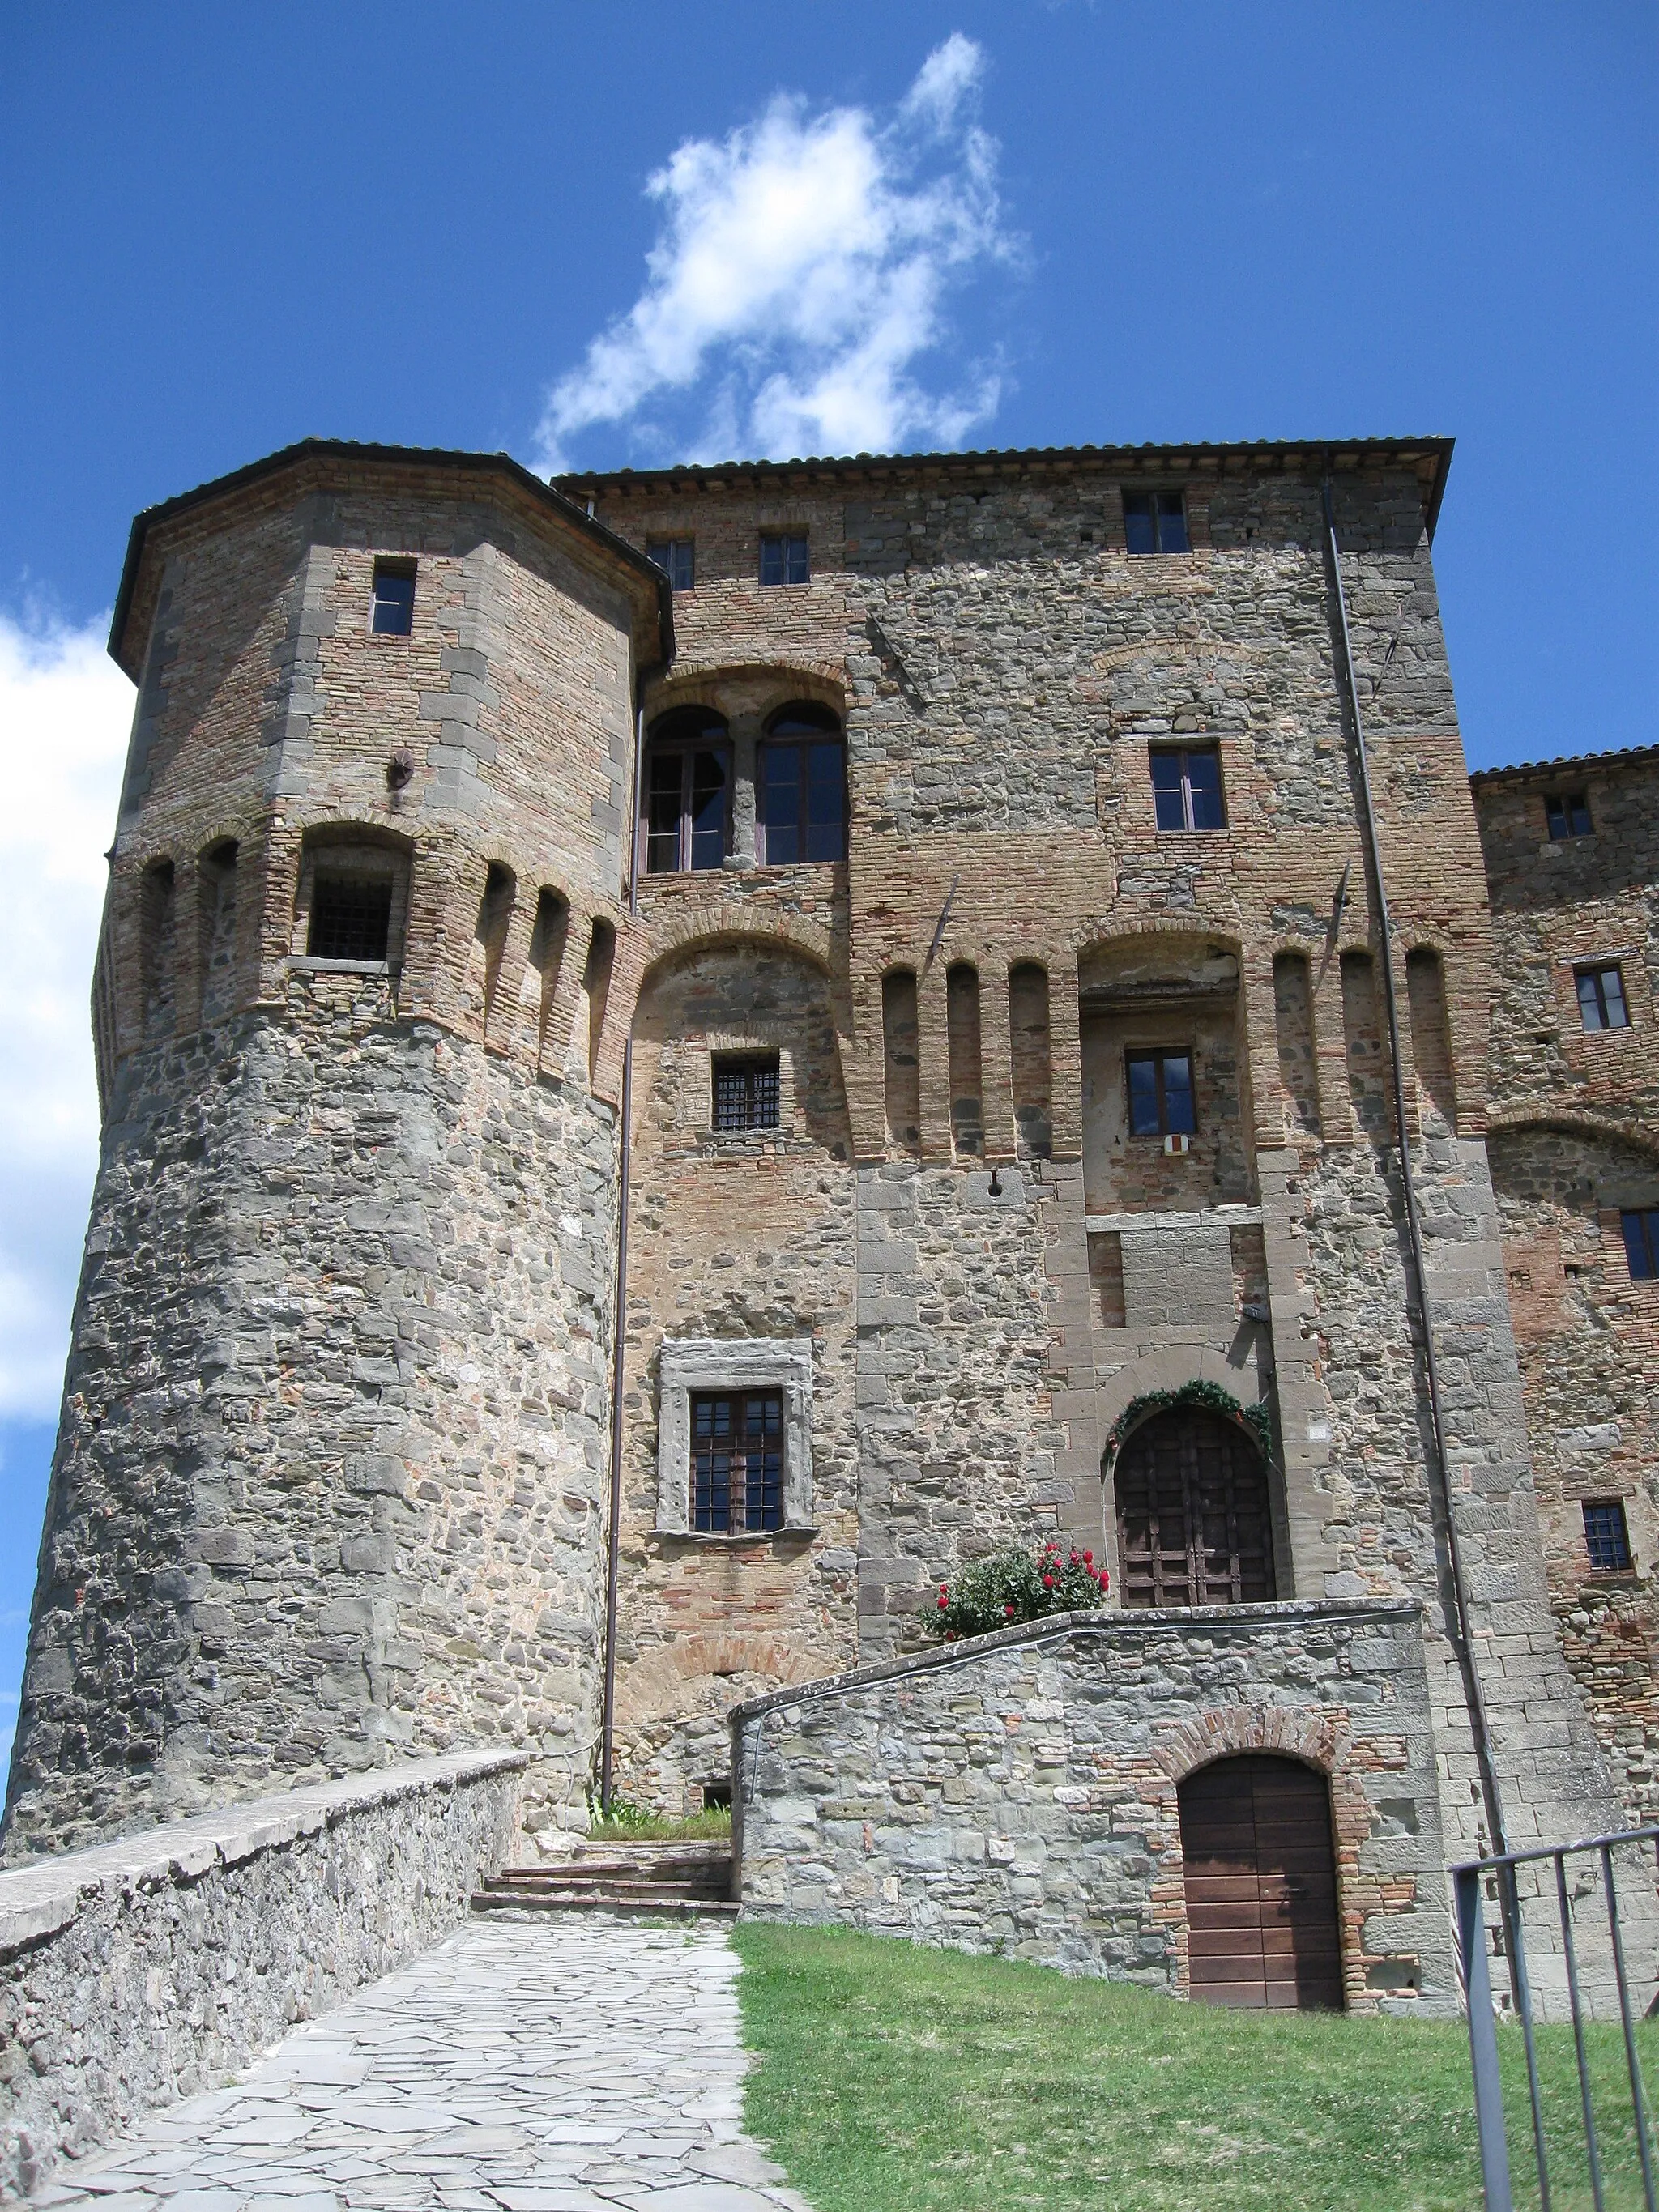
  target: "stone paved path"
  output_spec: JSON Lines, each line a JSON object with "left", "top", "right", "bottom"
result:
{"left": 41, "top": 1915, "right": 814, "bottom": 2212}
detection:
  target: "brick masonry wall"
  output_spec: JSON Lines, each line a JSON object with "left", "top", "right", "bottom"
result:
{"left": 732, "top": 1601, "right": 1457, "bottom": 2016}
{"left": 1477, "top": 750, "right": 1659, "bottom": 1829}
{"left": 0, "top": 1749, "right": 524, "bottom": 2200}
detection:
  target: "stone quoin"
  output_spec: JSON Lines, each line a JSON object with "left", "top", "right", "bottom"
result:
{"left": 4, "top": 433, "right": 1655, "bottom": 2017}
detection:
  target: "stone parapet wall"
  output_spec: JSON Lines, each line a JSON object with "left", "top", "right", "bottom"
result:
{"left": 0, "top": 1749, "right": 525, "bottom": 2201}
{"left": 731, "top": 1599, "right": 1459, "bottom": 2017}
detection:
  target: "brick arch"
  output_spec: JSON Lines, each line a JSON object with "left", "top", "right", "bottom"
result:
{"left": 638, "top": 905, "right": 835, "bottom": 982}
{"left": 1069, "top": 916, "right": 1246, "bottom": 960}
{"left": 1096, "top": 1349, "right": 1268, "bottom": 1447}
{"left": 646, "top": 661, "right": 847, "bottom": 717}
{"left": 1488, "top": 1102, "right": 1659, "bottom": 1168}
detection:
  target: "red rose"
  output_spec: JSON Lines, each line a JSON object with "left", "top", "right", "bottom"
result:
{"left": 938, "top": 1592, "right": 949, "bottom": 1609}
{"left": 1043, "top": 1575, "right": 1055, "bottom": 1588}
{"left": 1004, "top": 1603, "right": 1016, "bottom": 1617}
{"left": 1083, "top": 1550, "right": 1094, "bottom": 1564}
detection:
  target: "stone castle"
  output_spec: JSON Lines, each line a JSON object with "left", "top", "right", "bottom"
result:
{"left": 4, "top": 432, "right": 1654, "bottom": 2009}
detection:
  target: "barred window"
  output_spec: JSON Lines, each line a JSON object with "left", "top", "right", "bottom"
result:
{"left": 309, "top": 874, "right": 392, "bottom": 961}
{"left": 713, "top": 1054, "right": 780, "bottom": 1132}
{"left": 691, "top": 1391, "right": 783, "bottom": 1532}
{"left": 1583, "top": 1500, "right": 1632, "bottom": 1575}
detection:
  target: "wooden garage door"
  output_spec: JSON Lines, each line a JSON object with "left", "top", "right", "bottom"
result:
{"left": 1179, "top": 1755, "right": 1344, "bottom": 2011}
{"left": 1116, "top": 1407, "right": 1277, "bottom": 1608}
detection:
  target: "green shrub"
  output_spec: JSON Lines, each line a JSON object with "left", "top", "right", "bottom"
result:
{"left": 928, "top": 1539, "right": 1109, "bottom": 1641}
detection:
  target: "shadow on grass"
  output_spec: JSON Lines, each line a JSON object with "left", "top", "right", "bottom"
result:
{"left": 732, "top": 1923, "right": 1656, "bottom": 2212}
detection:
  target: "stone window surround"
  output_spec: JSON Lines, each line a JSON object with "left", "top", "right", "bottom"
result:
{"left": 655, "top": 1337, "right": 815, "bottom": 1539}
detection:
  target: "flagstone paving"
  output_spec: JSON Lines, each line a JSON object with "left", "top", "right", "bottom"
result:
{"left": 40, "top": 1915, "right": 813, "bottom": 2212}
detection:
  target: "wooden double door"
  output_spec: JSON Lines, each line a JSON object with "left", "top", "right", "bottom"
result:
{"left": 1178, "top": 1755, "right": 1345, "bottom": 2010}
{"left": 1115, "top": 1407, "right": 1277, "bottom": 1609}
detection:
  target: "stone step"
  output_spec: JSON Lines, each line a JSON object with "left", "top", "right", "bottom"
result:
{"left": 471, "top": 1886, "right": 740, "bottom": 1919}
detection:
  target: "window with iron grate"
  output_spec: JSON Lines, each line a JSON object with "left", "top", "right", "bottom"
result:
{"left": 309, "top": 875, "right": 392, "bottom": 962}
{"left": 692, "top": 1392, "right": 783, "bottom": 1532}
{"left": 1583, "top": 1499, "right": 1633, "bottom": 1575}
{"left": 712, "top": 1054, "right": 780, "bottom": 1132}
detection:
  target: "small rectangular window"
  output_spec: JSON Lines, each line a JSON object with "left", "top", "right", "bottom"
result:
{"left": 309, "top": 874, "right": 392, "bottom": 962}
{"left": 1576, "top": 965, "right": 1629, "bottom": 1031}
{"left": 1126, "top": 1049, "right": 1196, "bottom": 1138}
{"left": 1583, "top": 1500, "right": 1633, "bottom": 1575}
{"left": 1545, "top": 791, "right": 1593, "bottom": 839}
{"left": 712, "top": 1053, "right": 781, "bottom": 1132}
{"left": 760, "top": 533, "right": 809, "bottom": 586}
{"left": 371, "top": 561, "right": 416, "bottom": 636}
{"left": 1150, "top": 745, "right": 1225, "bottom": 832}
{"left": 692, "top": 1390, "right": 783, "bottom": 1532}
{"left": 1123, "top": 489, "right": 1189, "bottom": 555}
{"left": 1622, "top": 1207, "right": 1659, "bottom": 1281}
{"left": 646, "top": 538, "right": 696, "bottom": 591}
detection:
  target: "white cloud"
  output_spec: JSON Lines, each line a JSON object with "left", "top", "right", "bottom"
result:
{"left": 534, "top": 34, "right": 1017, "bottom": 471}
{"left": 0, "top": 611, "right": 133, "bottom": 1419}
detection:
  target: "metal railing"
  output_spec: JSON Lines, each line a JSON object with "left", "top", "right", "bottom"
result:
{"left": 1455, "top": 1825, "right": 1659, "bottom": 2211}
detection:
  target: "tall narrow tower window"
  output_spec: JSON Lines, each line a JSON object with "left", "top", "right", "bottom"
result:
{"left": 371, "top": 561, "right": 416, "bottom": 636}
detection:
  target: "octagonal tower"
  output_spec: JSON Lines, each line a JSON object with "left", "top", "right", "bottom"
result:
{"left": 2, "top": 443, "right": 668, "bottom": 1859}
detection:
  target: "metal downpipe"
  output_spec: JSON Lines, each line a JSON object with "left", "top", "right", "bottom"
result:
{"left": 599, "top": 700, "right": 646, "bottom": 1815}
{"left": 1321, "top": 475, "right": 1508, "bottom": 1860}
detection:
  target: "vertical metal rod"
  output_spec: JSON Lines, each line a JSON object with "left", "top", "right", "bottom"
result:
{"left": 1501, "top": 1860, "right": 1553, "bottom": 2211}
{"left": 1600, "top": 1843, "right": 1657, "bottom": 2212}
{"left": 1557, "top": 1852, "right": 1607, "bottom": 2212}
{"left": 599, "top": 700, "right": 647, "bottom": 1817}
{"left": 1321, "top": 475, "right": 1508, "bottom": 1864}
{"left": 1458, "top": 1865, "right": 1516, "bottom": 2212}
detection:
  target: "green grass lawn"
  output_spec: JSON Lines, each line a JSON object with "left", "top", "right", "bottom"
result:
{"left": 732, "top": 1923, "right": 1657, "bottom": 2212}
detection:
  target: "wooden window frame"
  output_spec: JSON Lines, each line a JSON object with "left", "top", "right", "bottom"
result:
{"left": 759, "top": 532, "right": 810, "bottom": 586}
{"left": 370, "top": 560, "right": 416, "bottom": 637}
{"left": 757, "top": 719, "right": 847, "bottom": 864}
{"left": 646, "top": 537, "right": 696, "bottom": 591}
{"left": 1622, "top": 1207, "right": 1659, "bottom": 1281}
{"left": 1149, "top": 744, "right": 1226, "bottom": 832}
{"left": 642, "top": 735, "right": 731, "bottom": 876}
{"left": 1575, "top": 963, "right": 1629, "bottom": 1031}
{"left": 690, "top": 1389, "right": 785, "bottom": 1534}
{"left": 1126, "top": 1047, "right": 1196, "bottom": 1139}
{"left": 1123, "top": 488, "right": 1189, "bottom": 555}
{"left": 1545, "top": 790, "right": 1593, "bottom": 839}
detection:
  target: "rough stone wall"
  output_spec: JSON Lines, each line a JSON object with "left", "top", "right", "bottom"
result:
{"left": 4, "top": 979, "right": 615, "bottom": 1859}
{"left": 734, "top": 1601, "right": 1456, "bottom": 2016}
{"left": 0, "top": 1749, "right": 524, "bottom": 2200}
{"left": 610, "top": 936, "right": 859, "bottom": 1808}
{"left": 1476, "top": 748, "right": 1659, "bottom": 1829}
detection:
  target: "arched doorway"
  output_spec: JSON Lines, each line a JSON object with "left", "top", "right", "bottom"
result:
{"left": 1179, "top": 1755, "right": 1344, "bottom": 2010}
{"left": 1115, "top": 1406, "right": 1276, "bottom": 1608}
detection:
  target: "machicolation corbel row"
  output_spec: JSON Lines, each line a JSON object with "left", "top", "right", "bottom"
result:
{"left": 5, "top": 433, "right": 1656, "bottom": 2021}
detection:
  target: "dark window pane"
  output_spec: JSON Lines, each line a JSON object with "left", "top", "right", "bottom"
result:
{"left": 1150, "top": 750, "right": 1187, "bottom": 831}
{"left": 760, "top": 536, "right": 783, "bottom": 586}
{"left": 1577, "top": 970, "right": 1606, "bottom": 1029}
{"left": 309, "top": 875, "right": 392, "bottom": 961}
{"left": 761, "top": 534, "right": 808, "bottom": 586}
{"left": 1185, "top": 748, "right": 1224, "bottom": 829}
{"left": 785, "top": 535, "right": 809, "bottom": 583}
{"left": 1128, "top": 1055, "right": 1162, "bottom": 1136}
{"left": 1546, "top": 795, "right": 1568, "bottom": 839}
{"left": 805, "top": 741, "right": 845, "bottom": 860}
{"left": 1124, "top": 492, "right": 1156, "bottom": 556}
{"left": 1162, "top": 1054, "right": 1196, "bottom": 1134}
{"left": 1623, "top": 1208, "right": 1658, "bottom": 1280}
{"left": 1569, "top": 794, "right": 1593, "bottom": 836}
{"left": 1601, "top": 968, "right": 1629, "bottom": 1027}
{"left": 1584, "top": 1501, "right": 1632, "bottom": 1573}
{"left": 646, "top": 752, "right": 684, "bottom": 873}
{"left": 761, "top": 745, "right": 801, "bottom": 864}
{"left": 371, "top": 567, "right": 415, "bottom": 636}
{"left": 646, "top": 539, "right": 695, "bottom": 591}
{"left": 1156, "top": 491, "right": 1189, "bottom": 553}
{"left": 689, "top": 750, "right": 727, "bottom": 870}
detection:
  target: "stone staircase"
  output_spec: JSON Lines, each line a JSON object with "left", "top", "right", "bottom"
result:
{"left": 471, "top": 1838, "right": 738, "bottom": 1920}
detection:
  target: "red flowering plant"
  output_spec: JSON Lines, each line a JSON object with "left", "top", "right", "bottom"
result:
{"left": 929, "top": 1539, "right": 1109, "bottom": 1642}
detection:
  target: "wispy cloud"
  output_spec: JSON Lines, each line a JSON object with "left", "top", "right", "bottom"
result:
{"left": 534, "top": 33, "right": 1017, "bottom": 472}
{"left": 0, "top": 610, "right": 132, "bottom": 1419}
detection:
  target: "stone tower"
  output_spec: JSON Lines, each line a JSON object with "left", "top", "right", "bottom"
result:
{"left": 2, "top": 443, "right": 667, "bottom": 1859}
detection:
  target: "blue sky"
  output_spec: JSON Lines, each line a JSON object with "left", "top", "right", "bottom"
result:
{"left": 0, "top": 2, "right": 1653, "bottom": 1768}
